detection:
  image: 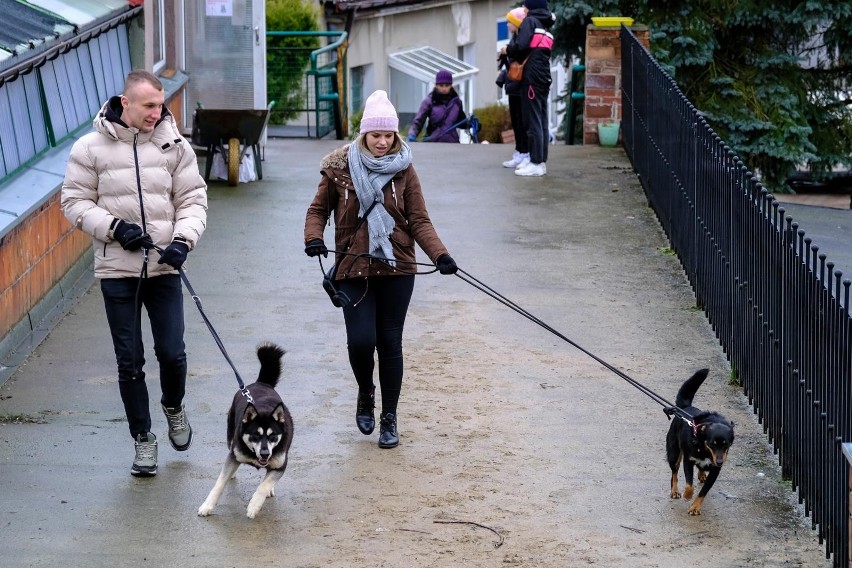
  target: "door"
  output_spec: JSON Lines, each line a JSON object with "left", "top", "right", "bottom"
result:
{"left": 183, "top": 0, "right": 266, "bottom": 126}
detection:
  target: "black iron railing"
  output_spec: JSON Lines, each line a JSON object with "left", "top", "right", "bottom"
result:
{"left": 620, "top": 25, "right": 850, "bottom": 567}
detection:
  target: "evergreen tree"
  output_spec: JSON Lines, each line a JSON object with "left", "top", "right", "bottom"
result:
{"left": 550, "top": 1, "right": 852, "bottom": 190}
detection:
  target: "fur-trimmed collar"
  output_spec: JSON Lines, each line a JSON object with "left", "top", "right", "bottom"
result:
{"left": 320, "top": 144, "right": 351, "bottom": 170}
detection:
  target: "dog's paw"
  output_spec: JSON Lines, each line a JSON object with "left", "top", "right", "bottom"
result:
{"left": 688, "top": 497, "right": 704, "bottom": 516}
{"left": 683, "top": 485, "right": 694, "bottom": 500}
{"left": 670, "top": 490, "right": 681, "bottom": 499}
{"left": 246, "top": 494, "right": 266, "bottom": 519}
{"left": 698, "top": 471, "right": 707, "bottom": 483}
{"left": 198, "top": 502, "right": 215, "bottom": 517}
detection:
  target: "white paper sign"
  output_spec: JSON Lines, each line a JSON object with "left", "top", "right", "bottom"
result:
{"left": 206, "top": 0, "right": 232, "bottom": 17}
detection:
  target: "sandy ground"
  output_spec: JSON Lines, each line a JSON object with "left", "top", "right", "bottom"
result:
{"left": 0, "top": 141, "right": 832, "bottom": 567}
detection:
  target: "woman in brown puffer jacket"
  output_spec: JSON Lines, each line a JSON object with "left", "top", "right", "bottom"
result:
{"left": 304, "top": 90, "right": 457, "bottom": 449}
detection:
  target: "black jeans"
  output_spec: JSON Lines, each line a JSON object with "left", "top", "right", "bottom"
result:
{"left": 101, "top": 275, "right": 187, "bottom": 439}
{"left": 509, "top": 94, "right": 528, "bottom": 154}
{"left": 338, "top": 275, "right": 415, "bottom": 416}
{"left": 522, "top": 83, "right": 550, "bottom": 164}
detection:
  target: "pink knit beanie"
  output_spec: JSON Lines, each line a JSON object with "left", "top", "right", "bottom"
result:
{"left": 506, "top": 7, "right": 526, "bottom": 28}
{"left": 359, "top": 90, "right": 399, "bottom": 134}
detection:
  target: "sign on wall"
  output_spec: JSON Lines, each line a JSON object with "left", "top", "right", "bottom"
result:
{"left": 206, "top": 0, "right": 232, "bottom": 17}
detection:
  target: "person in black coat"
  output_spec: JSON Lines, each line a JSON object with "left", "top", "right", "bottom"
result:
{"left": 504, "top": 0, "right": 555, "bottom": 177}
{"left": 499, "top": 7, "right": 530, "bottom": 169}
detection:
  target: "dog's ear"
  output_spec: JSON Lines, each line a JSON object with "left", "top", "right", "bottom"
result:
{"left": 242, "top": 405, "right": 258, "bottom": 423}
{"left": 272, "top": 404, "right": 287, "bottom": 423}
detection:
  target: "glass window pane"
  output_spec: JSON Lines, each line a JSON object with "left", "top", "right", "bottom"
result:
{"left": 76, "top": 44, "right": 101, "bottom": 116}
{"left": 88, "top": 36, "right": 108, "bottom": 102}
{"left": 60, "top": 50, "right": 93, "bottom": 127}
{"left": 24, "top": 72, "right": 48, "bottom": 152}
{"left": 0, "top": 87, "right": 21, "bottom": 173}
{"left": 7, "top": 81, "right": 36, "bottom": 164}
{"left": 40, "top": 60, "right": 69, "bottom": 141}
{"left": 105, "top": 28, "right": 124, "bottom": 97}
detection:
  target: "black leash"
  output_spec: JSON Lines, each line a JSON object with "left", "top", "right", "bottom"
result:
{"left": 314, "top": 251, "right": 695, "bottom": 424}
{"left": 313, "top": 251, "right": 693, "bottom": 424}
{"left": 450, "top": 266, "right": 696, "bottom": 426}
{"left": 150, "top": 245, "right": 254, "bottom": 404}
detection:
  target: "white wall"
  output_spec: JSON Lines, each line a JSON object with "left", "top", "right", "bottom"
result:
{"left": 344, "top": 1, "right": 511, "bottom": 113}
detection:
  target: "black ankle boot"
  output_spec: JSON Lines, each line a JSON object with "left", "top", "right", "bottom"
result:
{"left": 378, "top": 412, "right": 399, "bottom": 448}
{"left": 356, "top": 386, "right": 375, "bottom": 435}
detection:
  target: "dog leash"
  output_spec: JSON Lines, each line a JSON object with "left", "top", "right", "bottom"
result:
{"left": 312, "top": 250, "right": 694, "bottom": 425}
{"left": 310, "top": 250, "right": 696, "bottom": 424}
{"left": 151, "top": 245, "right": 254, "bottom": 405}
{"left": 452, "top": 267, "right": 696, "bottom": 426}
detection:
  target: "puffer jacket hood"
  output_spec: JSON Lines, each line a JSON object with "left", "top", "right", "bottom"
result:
{"left": 61, "top": 98, "right": 208, "bottom": 279}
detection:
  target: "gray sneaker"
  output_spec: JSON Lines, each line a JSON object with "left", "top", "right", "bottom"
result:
{"left": 162, "top": 403, "right": 192, "bottom": 451}
{"left": 131, "top": 432, "right": 158, "bottom": 477}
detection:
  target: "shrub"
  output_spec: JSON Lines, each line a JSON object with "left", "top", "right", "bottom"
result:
{"left": 472, "top": 103, "right": 512, "bottom": 143}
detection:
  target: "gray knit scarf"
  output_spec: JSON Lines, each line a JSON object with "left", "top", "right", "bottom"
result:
{"left": 347, "top": 137, "right": 412, "bottom": 266}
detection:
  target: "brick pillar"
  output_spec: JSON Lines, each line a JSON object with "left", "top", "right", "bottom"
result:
{"left": 583, "top": 24, "right": 649, "bottom": 145}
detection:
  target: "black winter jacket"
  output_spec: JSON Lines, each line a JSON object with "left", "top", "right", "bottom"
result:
{"left": 506, "top": 7, "right": 554, "bottom": 91}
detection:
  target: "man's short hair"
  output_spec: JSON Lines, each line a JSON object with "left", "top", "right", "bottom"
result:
{"left": 124, "top": 70, "right": 163, "bottom": 94}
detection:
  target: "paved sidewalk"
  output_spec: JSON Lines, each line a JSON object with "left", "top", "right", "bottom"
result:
{"left": 0, "top": 140, "right": 833, "bottom": 567}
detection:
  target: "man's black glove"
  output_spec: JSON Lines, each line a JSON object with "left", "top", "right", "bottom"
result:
{"left": 305, "top": 239, "right": 328, "bottom": 258}
{"left": 157, "top": 241, "right": 190, "bottom": 269}
{"left": 436, "top": 254, "right": 458, "bottom": 275}
{"left": 113, "top": 220, "right": 153, "bottom": 251}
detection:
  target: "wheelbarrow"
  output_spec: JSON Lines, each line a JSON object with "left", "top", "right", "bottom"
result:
{"left": 191, "top": 101, "right": 274, "bottom": 186}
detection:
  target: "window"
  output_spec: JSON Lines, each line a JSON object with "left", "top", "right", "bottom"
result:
{"left": 0, "top": 25, "right": 130, "bottom": 183}
{"left": 350, "top": 65, "right": 367, "bottom": 113}
{"left": 152, "top": 0, "right": 166, "bottom": 72}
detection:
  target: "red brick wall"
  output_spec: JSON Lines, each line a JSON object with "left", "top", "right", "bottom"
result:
{"left": 583, "top": 25, "right": 650, "bottom": 145}
{"left": 0, "top": 194, "right": 89, "bottom": 342}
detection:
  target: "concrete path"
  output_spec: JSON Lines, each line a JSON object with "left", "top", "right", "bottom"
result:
{"left": 0, "top": 140, "right": 834, "bottom": 567}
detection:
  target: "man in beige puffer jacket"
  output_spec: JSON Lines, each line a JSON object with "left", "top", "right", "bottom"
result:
{"left": 61, "top": 70, "right": 207, "bottom": 477}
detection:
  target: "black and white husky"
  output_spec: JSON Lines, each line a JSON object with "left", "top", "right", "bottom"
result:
{"left": 198, "top": 343, "right": 294, "bottom": 519}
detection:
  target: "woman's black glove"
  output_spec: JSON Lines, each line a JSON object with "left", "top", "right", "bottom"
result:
{"left": 113, "top": 220, "right": 153, "bottom": 251}
{"left": 436, "top": 254, "right": 458, "bottom": 275}
{"left": 305, "top": 239, "right": 328, "bottom": 258}
{"left": 157, "top": 241, "right": 189, "bottom": 269}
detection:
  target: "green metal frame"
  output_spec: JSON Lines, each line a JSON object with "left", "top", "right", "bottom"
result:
{"left": 566, "top": 64, "right": 585, "bottom": 145}
{"left": 266, "top": 31, "right": 348, "bottom": 139}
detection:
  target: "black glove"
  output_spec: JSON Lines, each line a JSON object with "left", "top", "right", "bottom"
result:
{"left": 157, "top": 241, "right": 190, "bottom": 269}
{"left": 113, "top": 220, "right": 153, "bottom": 251}
{"left": 436, "top": 254, "right": 458, "bottom": 275}
{"left": 305, "top": 239, "right": 328, "bottom": 258}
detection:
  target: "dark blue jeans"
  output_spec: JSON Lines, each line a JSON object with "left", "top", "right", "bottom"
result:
{"left": 101, "top": 275, "right": 187, "bottom": 439}
{"left": 338, "top": 275, "right": 415, "bottom": 416}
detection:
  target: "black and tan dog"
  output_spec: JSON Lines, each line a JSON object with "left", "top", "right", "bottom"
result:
{"left": 666, "top": 369, "right": 735, "bottom": 515}
{"left": 198, "top": 343, "right": 293, "bottom": 519}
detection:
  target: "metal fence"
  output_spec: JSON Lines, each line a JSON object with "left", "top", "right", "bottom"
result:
{"left": 266, "top": 31, "right": 347, "bottom": 139}
{"left": 620, "top": 26, "right": 851, "bottom": 568}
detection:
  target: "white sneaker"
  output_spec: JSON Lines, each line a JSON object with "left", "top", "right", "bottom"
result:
{"left": 514, "top": 154, "right": 531, "bottom": 170}
{"left": 502, "top": 151, "right": 522, "bottom": 168}
{"left": 515, "top": 162, "right": 546, "bottom": 177}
